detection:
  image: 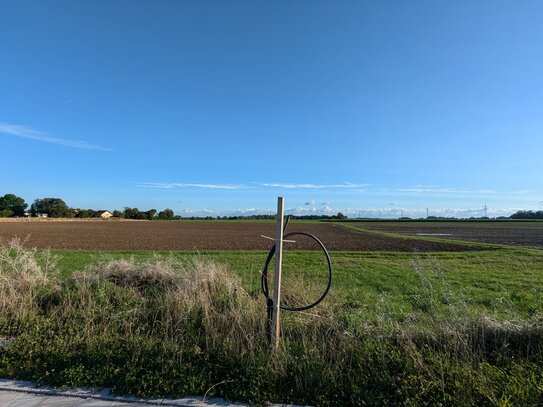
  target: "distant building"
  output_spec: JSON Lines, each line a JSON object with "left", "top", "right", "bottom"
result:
{"left": 95, "top": 210, "right": 113, "bottom": 219}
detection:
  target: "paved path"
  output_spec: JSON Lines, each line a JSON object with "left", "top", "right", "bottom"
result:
{"left": 0, "top": 379, "right": 306, "bottom": 407}
{"left": 0, "top": 391, "right": 149, "bottom": 406}
{"left": 0, "top": 379, "right": 262, "bottom": 407}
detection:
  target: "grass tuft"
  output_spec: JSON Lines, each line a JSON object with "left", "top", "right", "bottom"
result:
{"left": 1, "top": 240, "right": 543, "bottom": 405}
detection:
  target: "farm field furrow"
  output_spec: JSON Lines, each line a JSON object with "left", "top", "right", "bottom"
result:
{"left": 343, "top": 220, "right": 543, "bottom": 248}
{"left": 0, "top": 220, "right": 486, "bottom": 251}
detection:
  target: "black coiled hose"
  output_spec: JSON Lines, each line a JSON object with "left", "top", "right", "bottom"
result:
{"left": 261, "top": 216, "right": 332, "bottom": 312}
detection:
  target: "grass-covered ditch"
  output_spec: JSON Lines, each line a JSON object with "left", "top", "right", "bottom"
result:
{"left": 1, "top": 241, "right": 543, "bottom": 405}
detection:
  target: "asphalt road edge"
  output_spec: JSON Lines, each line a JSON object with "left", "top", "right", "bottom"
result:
{"left": 0, "top": 378, "right": 307, "bottom": 407}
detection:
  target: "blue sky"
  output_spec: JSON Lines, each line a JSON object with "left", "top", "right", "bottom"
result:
{"left": 1, "top": 1, "right": 542, "bottom": 217}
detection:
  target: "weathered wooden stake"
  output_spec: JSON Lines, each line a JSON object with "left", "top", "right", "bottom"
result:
{"left": 271, "top": 196, "right": 284, "bottom": 349}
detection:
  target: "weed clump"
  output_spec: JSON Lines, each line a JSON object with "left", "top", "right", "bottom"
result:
{"left": 0, "top": 238, "right": 57, "bottom": 323}
{"left": 1, "top": 240, "right": 543, "bottom": 406}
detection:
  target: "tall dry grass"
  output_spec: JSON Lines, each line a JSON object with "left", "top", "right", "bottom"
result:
{"left": 69, "top": 256, "right": 268, "bottom": 353}
{"left": 0, "top": 238, "right": 57, "bottom": 321}
{"left": 1, "top": 239, "right": 543, "bottom": 405}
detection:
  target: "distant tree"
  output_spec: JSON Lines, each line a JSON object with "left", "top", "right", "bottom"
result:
{"left": 146, "top": 209, "right": 157, "bottom": 220}
{"left": 64, "top": 208, "right": 77, "bottom": 218}
{"left": 31, "top": 198, "right": 69, "bottom": 218}
{"left": 76, "top": 209, "right": 95, "bottom": 218}
{"left": 124, "top": 207, "right": 139, "bottom": 219}
{"left": 157, "top": 208, "right": 174, "bottom": 220}
{"left": 123, "top": 207, "right": 149, "bottom": 220}
{"left": 0, "top": 194, "right": 27, "bottom": 217}
{"left": 510, "top": 210, "right": 543, "bottom": 219}
{"left": 0, "top": 209, "right": 14, "bottom": 218}
{"left": 112, "top": 210, "right": 124, "bottom": 218}
{"left": 335, "top": 212, "right": 348, "bottom": 220}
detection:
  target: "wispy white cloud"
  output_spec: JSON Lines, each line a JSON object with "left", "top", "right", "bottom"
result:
{"left": 174, "top": 207, "right": 275, "bottom": 217}
{"left": 261, "top": 182, "right": 369, "bottom": 189}
{"left": 234, "top": 207, "right": 275, "bottom": 215}
{"left": 331, "top": 206, "right": 521, "bottom": 219}
{"left": 173, "top": 183, "right": 247, "bottom": 190}
{"left": 139, "top": 181, "right": 369, "bottom": 191}
{"left": 138, "top": 183, "right": 175, "bottom": 189}
{"left": 286, "top": 205, "right": 337, "bottom": 215}
{"left": 170, "top": 205, "right": 521, "bottom": 218}
{"left": 139, "top": 182, "right": 248, "bottom": 190}
{"left": 0, "top": 122, "right": 110, "bottom": 151}
{"left": 386, "top": 99, "right": 403, "bottom": 108}
{"left": 396, "top": 185, "right": 496, "bottom": 194}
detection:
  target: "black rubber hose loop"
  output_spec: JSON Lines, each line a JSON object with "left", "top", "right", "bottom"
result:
{"left": 261, "top": 216, "right": 332, "bottom": 312}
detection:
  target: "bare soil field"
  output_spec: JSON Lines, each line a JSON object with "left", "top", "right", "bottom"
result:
{"left": 349, "top": 221, "right": 543, "bottom": 248}
{"left": 0, "top": 220, "right": 485, "bottom": 251}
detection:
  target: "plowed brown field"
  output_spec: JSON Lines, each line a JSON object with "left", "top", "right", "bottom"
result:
{"left": 0, "top": 220, "right": 485, "bottom": 251}
{"left": 349, "top": 221, "right": 543, "bottom": 248}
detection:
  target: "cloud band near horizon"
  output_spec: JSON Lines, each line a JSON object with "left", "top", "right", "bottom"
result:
{"left": 138, "top": 182, "right": 369, "bottom": 190}
{"left": 136, "top": 182, "right": 538, "bottom": 199}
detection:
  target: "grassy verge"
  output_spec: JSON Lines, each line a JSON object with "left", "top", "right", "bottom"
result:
{"left": 50, "top": 247, "right": 543, "bottom": 319}
{"left": 1, "top": 242, "right": 543, "bottom": 405}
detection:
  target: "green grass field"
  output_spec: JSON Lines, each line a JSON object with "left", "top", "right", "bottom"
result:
{"left": 1, "top": 225, "right": 543, "bottom": 406}
{"left": 51, "top": 247, "right": 543, "bottom": 320}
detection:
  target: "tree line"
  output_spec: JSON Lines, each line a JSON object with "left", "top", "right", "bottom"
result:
{"left": 510, "top": 210, "right": 543, "bottom": 219}
{"left": 4, "top": 193, "right": 542, "bottom": 220}
{"left": 0, "top": 194, "right": 349, "bottom": 220}
{"left": 0, "top": 194, "right": 175, "bottom": 220}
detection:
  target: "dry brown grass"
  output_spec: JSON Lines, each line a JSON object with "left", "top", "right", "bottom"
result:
{"left": 77, "top": 256, "right": 268, "bottom": 353}
{"left": 1, "top": 239, "right": 543, "bottom": 405}
{"left": 0, "top": 238, "right": 57, "bottom": 321}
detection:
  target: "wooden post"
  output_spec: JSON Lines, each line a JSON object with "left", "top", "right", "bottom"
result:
{"left": 271, "top": 196, "right": 284, "bottom": 349}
